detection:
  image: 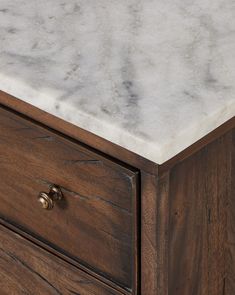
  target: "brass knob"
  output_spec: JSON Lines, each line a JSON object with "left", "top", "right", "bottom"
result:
{"left": 38, "top": 185, "right": 63, "bottom": 210}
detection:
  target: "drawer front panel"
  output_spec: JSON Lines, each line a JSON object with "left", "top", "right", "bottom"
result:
{"left": 0, "top": 225, "right": 122, "bottom": 295}
{"left": 0, "top": 107, "right": 138, "bottom": 290}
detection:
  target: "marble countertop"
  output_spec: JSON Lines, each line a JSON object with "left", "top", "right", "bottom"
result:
{"left": 0, "top": 0, "right": 234, "bottom": 164}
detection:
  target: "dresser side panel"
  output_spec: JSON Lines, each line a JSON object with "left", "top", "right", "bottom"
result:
{"left": 168, "top": 130, "right": 233, "bottom": 295}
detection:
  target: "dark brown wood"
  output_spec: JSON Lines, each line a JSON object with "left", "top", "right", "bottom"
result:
{"left": 164, "top": 129, "right": 234, "bottom": 295}
{"left": 0, "top": 218, "right": 132, "bottom": 295}
{"left": 140, "top": 172, "right": 158, "bottom": 295}
{"left": 225, "top": 129, "right": 235, "bottom": 295}
{"left": 0, "top": 106, "right": 139, "bottom": 292}
{"left": 168, "top": 147, "right": 210, "bottom": 295}
{"left": 0, "top": 224, "right": 123, "bottom": 295}
{"left": 140, "top": 128, "right": 235, "bottom": 295}
{"left": 141, "top": 171, "right": 169, "bottom": 295}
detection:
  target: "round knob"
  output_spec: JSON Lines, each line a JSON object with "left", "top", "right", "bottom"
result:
{"left": 38, "top": 185, "right": 63, "bottom": 210}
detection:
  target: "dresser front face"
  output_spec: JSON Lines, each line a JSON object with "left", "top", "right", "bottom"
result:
{"left": 0, "top": 106, "right": 140, "bottom": 294}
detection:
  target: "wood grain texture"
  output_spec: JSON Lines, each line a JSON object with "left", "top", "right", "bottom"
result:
{"left": 141, "top": 171, "right": 169, "bottom": 295}
{"left": 167, "top": 130, "right": 234, "bottom": 295}
{"left": 141, "top": 172, "right": 158, "bottom": 295}
{"left": 0, "top": 224, "right": 123, "bottom": 295}
{"left": 168, "top": 149, "right": 209, "bottom": 295}
{"left": 225, "top": 128, "right": 235, "bottom": 295}
{"left": 141, "top": 128, "right": 234, "bottom": 295}
{"left": 0, "top": 106, "right": 139, "bottom": 291}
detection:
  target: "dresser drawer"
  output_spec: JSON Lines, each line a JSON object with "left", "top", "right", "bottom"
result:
{"left": 0, "top": 107, "right": 139, "bottom": 291}
{"left": 0, "top": 224, "right": 122, "bottom": 295}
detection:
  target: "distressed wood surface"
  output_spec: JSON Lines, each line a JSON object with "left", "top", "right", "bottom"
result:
{"left": 0, "top": 224, "right": 123, "bottom": 295}
{"left": 140, "top": 128, "right": 234, "bottom": 295}
{"left": 167, "top": 129, "right": 234, "bottom": 295}
{"left": 0, "top": 106, "right": 139, "bottom": 291}
{"left": 141, "top": 171, "right": 169, "bottom": 295}
{"left": 141, "top": 172, "right": 158, "bottom": 295}
{"left": 225, "top": 129, "right": 235, "bottom": 295}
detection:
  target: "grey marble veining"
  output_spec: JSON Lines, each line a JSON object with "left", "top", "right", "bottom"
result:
{"left": 0, "top": 0, "right": 234, "bottom": 164}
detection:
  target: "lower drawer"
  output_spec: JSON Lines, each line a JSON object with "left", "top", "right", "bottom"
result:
{"left": 0, "top": 224, "right": 122, "bottom": 295}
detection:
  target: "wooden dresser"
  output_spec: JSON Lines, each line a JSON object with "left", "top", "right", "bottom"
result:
{"left": 0, "top": 92, "right": 234, "bottom": 295}
{"left": 0, "top": 0, "right": 235, "bottom": 294}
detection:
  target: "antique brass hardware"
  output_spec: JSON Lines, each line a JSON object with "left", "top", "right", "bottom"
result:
{"left": 38, "top": 185, "right": 63, "bottom": 210}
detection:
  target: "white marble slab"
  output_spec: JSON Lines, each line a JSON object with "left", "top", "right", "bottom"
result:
{"left": 0, "top": 0, "right": 234, "bottom": 164}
